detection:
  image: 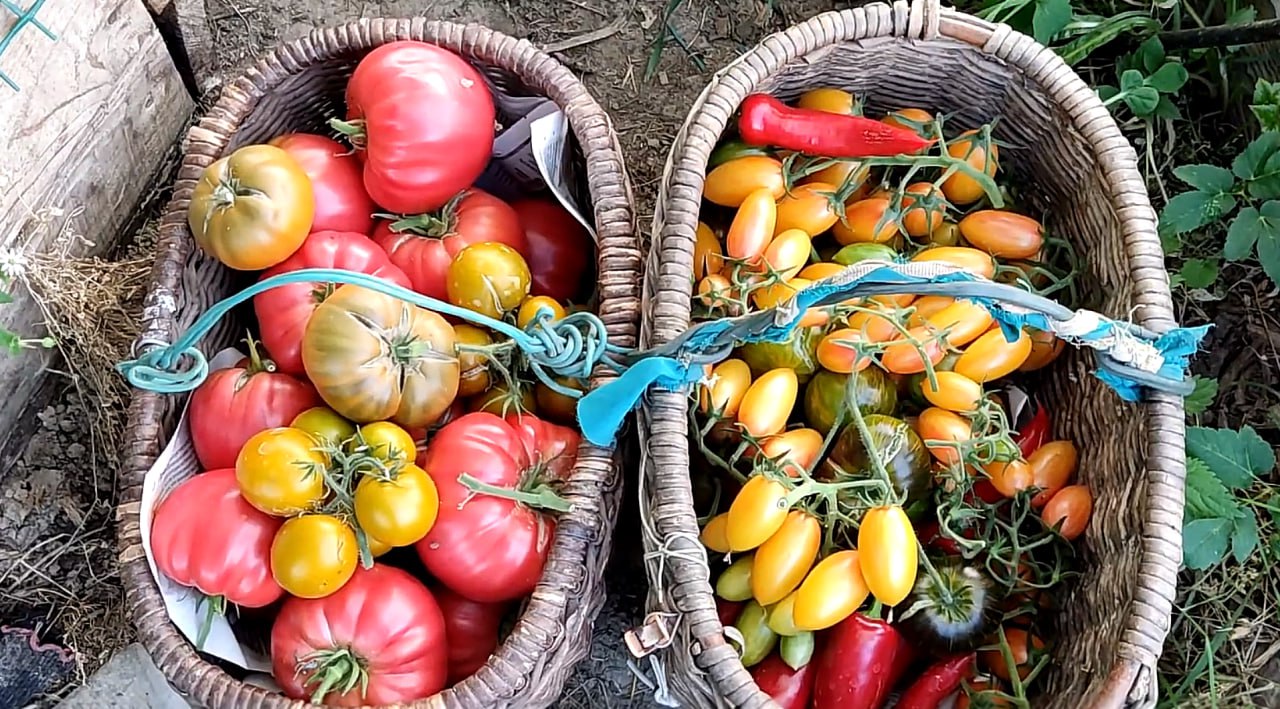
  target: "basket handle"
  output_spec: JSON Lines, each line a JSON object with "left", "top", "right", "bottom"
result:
{"left": 907, "top": 0, "right": 943, "bottom": 40}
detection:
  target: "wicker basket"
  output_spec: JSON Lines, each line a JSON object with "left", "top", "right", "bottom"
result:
{"left": 117, "top": 19, "right": 641, "bottom": 709}
{"left": 637, "top": 1, "right": 1185, "bottom": 707}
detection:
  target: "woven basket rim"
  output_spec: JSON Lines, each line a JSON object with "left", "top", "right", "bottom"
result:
{"left": 116, "top": 17, "right": 641, "bottom": 709}
{"left": 637, "top": 1, "right": 1185, "bottom": 708}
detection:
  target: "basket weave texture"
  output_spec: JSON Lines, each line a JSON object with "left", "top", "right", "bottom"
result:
{"left": 116, "top": 18, "right": 641, "bottom": 709}
{"left": 637, "top": 2, "right": 1186, "bottom": 708}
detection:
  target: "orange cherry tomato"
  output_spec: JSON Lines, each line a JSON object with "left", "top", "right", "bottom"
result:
{"left": 873, "top": 291, "right": 916, "bottom": 310}
{"left": 907, "top": 295, "right": 956, "bottom": 327}
{"left": 954, "top": 328, "right": 1033, "bottom": 383}
{"left": 1028, "top": 440, "right": 1079, "bottom": 508}
{"left": 798, "top": 262, "right": 846, "bottom": 281}
{"left": 917, "top": 407, "right": 972, "bottom": 465}
{"left": 1019, "top": 328, "right": 1065, "bottom": 371}
{"left": 911, "top": 246, "right": 997, "bottom": 279}
{"left": 797, "top": 88, "right": 856, "bottom": 115}
{"left": 737, "top": 368, "right": 799, "bottom": 438}
{"left": 752, "top": 277, "right": 828, "bottom": 328}
{"left": 942, "top": 129, "right": 999, "bottom": 205}
{"left": 1041, "top": 485, "right": 1092, "bottom": 540}
{"left": 774, "top": 182, "right": 840, "bottom": 237}
{"left": 751, "top": 511, "right": 822, "bottom": 605}
{"left": 987, "top": 458, "right": 1034, "bottom": 498}
{"left": 701, "top": 512, "right": 731, "bottom": 553}
{"left": 697, "top": 274, "right": 735, "bottom": 308}
{"left": 833, "top": 198, "right": 899, "bottom": 245}
{"left": 694, "top": 221, "right": 725, "bottom": 279}
{"left": 921, "top": 371, "right": 983, "bottom": 412}
{"left": 817, "top": 328, "right": 874, "bottom": 374}
{"left": 846, "top": 305, "right": 903, "bottom": 343}
{"left": 761, "top": 229, "right": 813, "bottom": 280}
{"left": 881, "top": 327, "right": 946, "bottom": 375}
{"left": 793, "top": 550, "right": 870, "bottom": 631}
{"left": 516, "top": 295, "right": 566, "bottom": 329}
{"left": 803, "top": 160, "right": 870, "bottom": 193}
{"left": 759, "top": 428, "right": 824, "bottom": 477}
{"left": 924, "top": 299, "right": 994, "bottom": 348}
{"left": 882, "top": 107, "right": 934, "bottom": 134}
{"left": 857, "top": 505, "right": 918, "bottom": 606}
{"left": 959, "top": 210, "right": 1044, "bottom": 260}
{"left": 727, "top": 475, "right": 791, "bottom": 551}
{"left": 901, "top": 182, "right": 946, "bottom": 238}
{"left": 981, "top": 627, "right": 1045, "bottom": 682}
{"left": 727, "top": 188, "right": 779, "bottom": 263}
{"left": 704, "top": 156, "right": 786, "bottom": 207}
{"left": 699, "top": 358, "right": 753, "bottom": 417}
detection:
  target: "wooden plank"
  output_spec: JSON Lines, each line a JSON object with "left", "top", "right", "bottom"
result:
{"left": 0, "top": 0, "right": 194, "bottom": 455}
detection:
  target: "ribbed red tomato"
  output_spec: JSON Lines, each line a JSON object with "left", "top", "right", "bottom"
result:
{"left": 510, "top": 198, "right": 595, "bottom": 302}
{"left": 268, "top": 133, "right": 376, "bottom": 234}
{"left": 372, "top": 188, "right": 528, "bottom": 302}
{"left": 434, "top": 586, "right": 510, "bottom": 685}
{"left": 253, "top": 230, "right": 412, "bottom": 374}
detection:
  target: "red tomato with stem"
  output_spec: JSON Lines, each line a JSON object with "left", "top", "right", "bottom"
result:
{"left": 415, "top": 412, "right": 580, "bottom": 602}
{"left": 271, "top": 564, "right": 448, "bottom": 706}
{"left": 510, "top": 198, "right": 595, "bottom": 302}
{"left": 434, "top": 586, "right": 510, "bottom": 685}
{"left": 187, "top": 340, "right": 322, "bottom": 470}
{"left": 751, "top": 651, "right": 816, "bottom": 709}
{"left": 372, "top": 188, "right": 528, "bottom": 302}
{"left": 268, "top": 133, "right": 376, "bottom": 234}
{"left": 340, "top": 41, "right": 495, "bottom": 214}
{"left": 253, "top": 230, "right": 412, "bottom": 374}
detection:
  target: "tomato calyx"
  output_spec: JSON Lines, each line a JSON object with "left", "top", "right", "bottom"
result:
{"left": 456, "top": 467, "right": 572, "bottom": 513}
{"left": 378, "top": 190, "right": 470, "bottom": 238}
{"left": 328, "top": 117, "right": 368, "bottom": 150}
{"left": 232, "top": 335, "right": 281, "bottom": 392}
{"left": 209, "top": 176, "right": 266, "bottom": 210}
{"left": 296, "top": 646, "right": 371, "bottom": 704}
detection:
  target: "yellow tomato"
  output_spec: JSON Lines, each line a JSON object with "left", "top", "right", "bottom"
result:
{"left": 817, "top": 327, "right": 873, "bottom": 374}
{"left": 758, "top": 428, "right": 824, "bottom": 477}
{"left": 727, "top": 188, "right": 779, "bottom": 264}
{"left": 751, "top": 511, "right": 822, "bottom": 605}
{"left": 920, "top": 371, "right": 983, "bottom": 412}
{"left": 941, "top": 130, "right": 999, "bottom": 205}
{"left": 923, "top": 299, "right": 994, "bottom": 348}
{"left": 907, "top": 295, "right": 956, "bottom": 327}
{"left": 699, "top": 358, "right": 753, "bottom": 417}
{"left": 726, "top": 475, "right": 791, "bottom": 552}
{"left": 857, "top": 506, "right": 918, "bottom": 606}
{"left": 697, "top": 274, "right": 735, "bottom": 308}
{"left": 737, "top": 368, "right": 799, "bottom": 438}
{"left": 793, "top": 550, "right": 869, "bottom": 631}
{"left": 516, "top": 296, "right": 567, "bottom": 329}
{"left": 270, "top": 514, "right": 358, "bottom": 599}
{"left": 761, "top": 229, "right": 813, "bottom": 280}
{"left": 954, "top": 328, "right": 1034, "bottom": 383}
{"left": 880, "top": 327, "right": 946, "bottom": 375}
{"left": 705, "top": 156, "right": 787, "bottom": 207}
{"left": 832, "top": 198, "right": 899, "bottom": 244}
{"left": 695, "top": 221, "right": 725, "bottom": 279}
{"left": 798, "top": 88, "right": 856, "bottom": 114}
{"left": 882, "top": 107, "right": 934, "bottom": 134}
{"left": 701, "top": 512, "right": 732, "bottom": 553}
{"left": 910, "top": 246, "right": 997, "bottom": 279}
{"left": 236, "top": 427, "right": 329, "bottom": 516}
{"left": 917, "top": 407, "right": 972, "bottom": 465}
{"left": 353, "top": 463, "right": 439, "bottom": 547}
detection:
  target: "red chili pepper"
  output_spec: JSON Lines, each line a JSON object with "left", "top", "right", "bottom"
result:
{"left": 812, "top": 611, "right": 915, "bottom": 709}
{"left": 894, "top": 652, "right": 977, "bottom": 709}
{"left": 738, "top": 94, "right": 934, "bottom": 158}
{"left": 750, "top": 651, "right": 816, "bottom": 709}
{"left": 1015, "top": 405, "right": 1051, "bottom": 458}
{"left": 716, "top": 597, "right": 744, "bottom": 628}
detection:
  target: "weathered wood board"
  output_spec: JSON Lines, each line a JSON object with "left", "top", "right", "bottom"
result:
{"left": 0, "top": 0, "right": 194, "bottom": 454}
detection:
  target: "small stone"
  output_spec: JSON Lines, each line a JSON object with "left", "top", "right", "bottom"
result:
{"left": 66, "top": 443, "right": 86, "bottom": 459}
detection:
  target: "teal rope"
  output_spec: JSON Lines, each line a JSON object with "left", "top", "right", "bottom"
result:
{"left": 0, "top": 0, "right": 56, "bottom": 92}
{"left": 117, "top": 268, "right": 628, "bottom": 397}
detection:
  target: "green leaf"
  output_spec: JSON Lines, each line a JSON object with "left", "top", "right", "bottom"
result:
{"left": 1232, "top": 132, "right": 1280, "bottom": 180}
{"left": 1253, "top": 105, "right": 1280, "bottom": 133}
{"left": 1154, "top": 96, "right": 1181, "bottom": 121}
{"left": 1184, "top": 376, "right": 1219, "bottom": 415}
{"left": 1232, "top": 510, "right": 1259, "bottom": 563}
{"left": 1183, "top": 518, "right": 1232, "bottom": 570}
{"left": 1178, "top": 258, "right": 1219, "bottom": 289}
{"left": 1226, "top": 5, "right": 1257, "bottom": 25}
{"left": 1160, "top": 191, "right": 1234, "bottom": 235}
{"left": 1032, "top": 0, "right": 1073, "bottom": 43}
{"left": 1124, "top": 86, "right": 1160, "bottom": 116}
{"left": 1136, "top": 36, "right": 1165, "bottom": 74}
{"left": 1120, "top": 69, "right": 1145, "bottom": 92}
{"left": 1184, "top": 456, "right": 1242, "bottom": 521}
{"left": 1186, "top": 426, "right": 1277, "bottom": 489}
{"left": 1247, "top": 151, "right": 1280, "bottom": 200}
{"left": 1097, "top": 85, "right": 1120, "bottom": 103}
{"left": 0, "top": 330, "right": 19, "bottom": 355}
{"left": 1173, "top": 164, "right": 1235, "bottom": 193}
{"left": 0, "top": 291, "right": 11, "bottom": 305}
{"left": 1225, "top": 206, "right": 1263, "bottom": 261}
{"left": 1255, "top": 78, "right": 1280, "bottom": 106}
{"left": 1259, "top": 201, "right": 1280, "bottom": 288}
{"left": 1146, "top": 62, "right": 1188, "bottom": 93}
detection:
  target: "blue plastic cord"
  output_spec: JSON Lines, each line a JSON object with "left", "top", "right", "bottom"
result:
{"left": 117, "top": 268, "right": 628, "bottom": 398}
{"left": 0, "top": 0, "right": 56, "bottom": 92}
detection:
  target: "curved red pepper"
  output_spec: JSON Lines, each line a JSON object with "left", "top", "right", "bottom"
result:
{"left": 750, "top": 652, "right": 816, "bottom": 709}
{"left": 812, "top": 612, "right": 914, "bottom": 709}
{"left": 738, "top": 94, "right": 934, "bottom": 158}
{"left": 894, "top": 652, "right": 977, "bottom": 709}
{"left": 1015, "top": 405, "right": 1050, "bottom": 458}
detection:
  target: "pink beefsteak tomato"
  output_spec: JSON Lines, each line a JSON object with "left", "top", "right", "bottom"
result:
{"left": 510, "top": 198, "right": 595, "bottom": 302}
{"left": 267, "top": 133, "right": 377, "bottom": 234}
{"left": 272, "top": 564, "right": 448, "bottom": 706}
{"left": 434, "top": 586, "right": 510, "bottom": 685}
{"left": 415, "top": 412, "right": 579, "bottom": 602}
{"left": 253, "top": 230, "right": 412, "bottom": 374}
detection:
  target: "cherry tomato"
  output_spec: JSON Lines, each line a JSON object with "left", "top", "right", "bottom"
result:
{"left": 271, "top": 514, "right": 359, "bottom": 599}
{"left": 738, "top": 368, "right": 799, "bottom": 438}
{"left": 803, "top": 160, "right": 870, "bottom": 193}
{"left": 762, "top": 229, "right": 813, "bottom": 280}
{"left": 846, "top": 306, "right": 901, "bottom": 343}
{"left": 533, "top": 377, "right": 583, "bottom": 426}
{"left": 699, "top": 358, "right": 753, "bottom": 417}
{"left": 833, "top": 198, "right": 898, "bottom": 244}
{"left": 921, "top": 371, "right": 983, "bottom": 412}
{"left": 955, "top": 329, "right": 1033, "bottom": 383}
{"left": 799, "top": 262, "right": 846, "bottom": 281}
{"left": 882, "top": 107, "right": 934, "bottom": 134}
{"left": 959, "top": 210, "right": 1043, "bottom": 259}
{"left": 929, "top": 220, "right": 963, "bottom": 246}
{"left": 701, "top": 513, "right": 732, "bottom": 553}
{"left": 716, "top": 555, "right": 755, "bottom": 602}
{"left": 753, "top": 279, "right": 827, "bottom": 329}
{"left": 291, "top": 407, "right": 357, "bottom": 447}
{"left": 857, "top": 506, "right": 919, "bottom": 606}
{"left": 235, "top": 428, "right": 329, "bottom": 516}
{"left": 767, "top": 592, "right": 803, "bottom": 636}
{"left": 698, "top": 273, "right": 736, "bottom": 308}
{"left": 907, "top": 295, "right": 956, "bottom": 326}
{"left": 516, "top": 295, "right": 566, "bottom": 329}
{"left": 941, "top": 130, "right": 999, "bottom": 206}
{"left": 705, "top": 156, "right": 786, "bottom": 207}
{"left": 354, "top": 463, "right": 439, "bottom": 547}
{"left": 350, "top": 421, "right": 417, "bottom": 464}
{"left": 1019, "top": 328, "right": 1065, "bottom": 372}
{"left": 881, "top": 327, "right": 946, "bottom": 375}
{"left": 728, "top": 188, "right": 779, "bottom": 263}
{"left": 453, "top": 323, "right": 494, "bottom": 398}
{"left": 817, "top": 328, "right": 873, "bottom": 374}
{"left": 759, "top": 428, "right": 824, "bottom": 477}
{"left": 727, "top": 475, "right": 791, "bottom": 552}
{"left": 752, "top": 511, "right": 822, "bottom": 605}
{"left": 798, "top": 88, "right": 856, "bottom": 114}
{"left": 447, "top": 242, "right": 532, "bottom": 319}
{"left": 695, "top": 221, "right": 725, "bottom": 279}
{"left": 901, "top": 182, "right": 946, "bottom": 238}
{"left": 986, "top": 459, "right": 1034, "bottom": 498}
{"left": 924, "top": 299, "right": 994, "bottom": 348}
{"left": 917, "top": 407, "right": 972, "bottom": 465}
{"left": 793, "top": 550, "right": 869, "bottom": 631}
{"left": 911, "top": 246, "right": 997, "bottom": 279}
{"left": 980, "top": 627, "right": 1045, "bottom": 682}
{"left": 1041, "top": 485, "right": 1092, "bottom": 540}
{"left": 775, "top": 183, "right": 840, "bottom": 236}
{"left": 1027, "top": 441, "right": 1078, "bottom": 508}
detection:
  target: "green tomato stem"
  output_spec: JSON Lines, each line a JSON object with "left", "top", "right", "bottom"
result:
{"left": 297, "top": 646, "right": 370, "bottom": 704}
{"left": 328, "top": 118, "right": 368, "bottom": 149}
{"left": 457, "top": 472, "right": 573, "bottom": 513}
{"left": 194, "top": 594, "right": 225, "bottom": 651}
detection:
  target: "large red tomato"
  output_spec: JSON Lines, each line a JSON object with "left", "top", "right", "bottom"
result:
{"left": 253, "top": 230, "right": 412, "bottom": 375}
{"left": 415, "top": 412, "right": 579, "bottom": 602}
{"left": 372, "top": 189, "right": 528, "bottom": 301}
{"left": 434, "top": 586, "right": 510, "bottom": 685}
{"left": 343, "top": 41, "right": 495, "bottom": 214}
{"left": 187, "top": 342, "right": 322, "bottom": 470}
{"left": 151, "top": 468, "right": 283, "bottom": 608}
{"left": 271, "top": 564, "right": 447, "bottom": 706}
{"left": 268, "top": 133, "right": 377, "bottom": 234}
{"left": 510, "top": 198, "right": 595, "bottom": 302}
